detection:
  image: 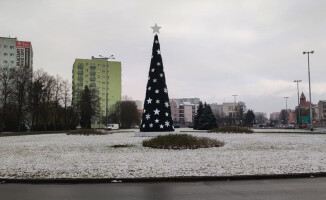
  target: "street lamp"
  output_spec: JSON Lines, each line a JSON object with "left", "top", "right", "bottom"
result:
{"left": 303, "top": 51, "right": 314, "bottom": 131}
{"left": 284, "top": 97, "right": 289, "bottom": 111}
{"left": 232, "top": 94, "right": 238, "bottom": 125}
{"left": 99, "top": 55, "right": 115, "bottom": 129}
{"left": 294, "top": 80, "right": 302, "bottom": 127}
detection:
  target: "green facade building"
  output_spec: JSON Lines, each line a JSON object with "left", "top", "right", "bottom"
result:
{"left": 72, "top": 57, "right": 121, "bottom": 128}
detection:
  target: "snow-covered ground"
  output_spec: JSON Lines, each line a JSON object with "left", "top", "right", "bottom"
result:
{"left": 0, "top": 132, "right": 326, "bottom": 179}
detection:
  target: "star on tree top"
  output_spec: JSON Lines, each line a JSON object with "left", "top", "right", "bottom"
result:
{"left": 151, "top": 23, "right": 161, "bottom": 34}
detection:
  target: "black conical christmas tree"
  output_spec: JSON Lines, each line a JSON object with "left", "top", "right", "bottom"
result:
{"left": 140, "top": 29, "right": 174, "bottom": 132}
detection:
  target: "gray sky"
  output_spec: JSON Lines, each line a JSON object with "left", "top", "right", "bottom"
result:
{"left": 1, "top": 0, "right": 325, "bottom": 116}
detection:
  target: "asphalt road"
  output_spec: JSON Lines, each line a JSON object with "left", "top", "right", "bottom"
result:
{"left": 1, "top": 177, "right": 326, "bottom": 200}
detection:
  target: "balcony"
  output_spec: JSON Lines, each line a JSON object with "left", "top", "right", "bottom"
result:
{"left": 78, "top": 65, "right": 83, "bottom": 69}
{"left": 89, "top": 83, "right": 96, "bottom": 87}
{"left": 90, "top": 77, "right": 96, "bottom": 81}
{"left": 77, "top": 82, "right": 83, "bottom": 86}
{"left": 90, "top": 65, "right": 96, "bottom": 69}
{"left": 90, "top": 72, "right": 96, "bottom": 76}
{"left": 77, "top": 71, "right": 83, "bottom": 75}
{"left": 78, "top": 77, "right": 83, "bottom": 81}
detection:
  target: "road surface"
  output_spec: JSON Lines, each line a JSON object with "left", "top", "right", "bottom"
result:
{"left": 1, "top": 177, "right": 326, "bottom": 200}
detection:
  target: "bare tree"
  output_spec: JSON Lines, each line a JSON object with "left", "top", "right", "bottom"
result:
{"left": 13, "top": 67, "right": 32, "bottom": 131}
{"left": 0, "top": 67, "right": 15, "bottom": 131}
{"left": 53, "top": 75, "right": 63, "bottom": 130}
{"left": 62, "top": 79, "right": 71, "bottom": 129}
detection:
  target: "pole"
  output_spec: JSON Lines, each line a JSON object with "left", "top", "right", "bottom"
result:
{"left": 308, "top": 53, "right": 313, "bottom": 131}
{"left": 106, "top": 62, "right": 108, "bottom": 129}
{"left": 303, "top": 51, "right": 314, "bottom": 131}
{"left": 284, "top": 97, "right": 289, "bottom": 110}
{"left": 294, "top": 80, "right": 301, "bottom": 127}
{"left": 99, "top": 55, "right": 115, "bottom": 130}
{"left": 284, "top": 97, "right": 289, "bottom": 125}
{"left": 232, "top": 94, "right": 238, "bottom": 125}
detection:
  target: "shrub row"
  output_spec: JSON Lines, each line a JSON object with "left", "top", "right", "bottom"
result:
{"left": 208, "top": 126, "right": 253, "bottom": 134}
{"left": 142, "top": 134, "right": 224, "bottom": 150}
{"left": 66, "top": 129, "right": 111, "bottom": 135}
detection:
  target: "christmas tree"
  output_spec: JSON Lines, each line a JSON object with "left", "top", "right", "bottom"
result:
{"left": 140, "top": 24, "right": 174, "bottom": 132}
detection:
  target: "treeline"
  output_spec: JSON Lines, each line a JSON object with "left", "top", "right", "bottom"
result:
{"left": 0, "top": 67, "right": 78, "bottom": 132}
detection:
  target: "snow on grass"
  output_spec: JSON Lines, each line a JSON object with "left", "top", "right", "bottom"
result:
{"left": 0, "top": 132, "right": 326, "bottom": 179}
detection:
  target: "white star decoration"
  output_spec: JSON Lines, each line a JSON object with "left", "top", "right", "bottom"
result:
{"left": 147, "top": 98, "right": 152, "bottom": 104}
{"left": 157, "top": 62, "right": 161, "bottom": 66}
{"left": 151, "top": 68, "right": 155, "bottom": 72}
{"left": 160, "top": 73, "right": 163, "bottom": 77}
{"left": 155, "top": 119, "right": 159, "bottom": 123}
{"left": 155, "top": 40, "right": 159, "bottom": 44}
{"left": 143, "top": 109, "right": 146, "bottom": 113}
{"left": 153, "top": 79, "right": 157, "bottom": 83}
{"left": 142, "top": 124, "right": 145, "bottom": 128}
{"left": 148, "top": 87, "right": 151, "bottom": 91}
{"left": 156, "top": 99, "right": 160, "bottom": 104}
{"left": 157, "top": 49, "right": 161, "bottom": 55}
{"left": 154, "top": 109, "right": 160, "bottom": 115}
{"left": 164, "top": 88, "right": 168, "bottom": 93}
{"left": 149, "top": 123, "right": 153, "bottom": 128}
{"left": 165, "top": 112, "right": 168, "bottom": 116}
{"left": 155, "top": 89, "right": 159, "bottom": 94}
{"left": 165, "top": 121, "right": 170, "bottom": 127}
{"left": 159, "top": 124, "right": 164, "bottom": 129}
{"left": 164, "top": 102, "right": 169, "bottom": 107}
{"left": 145, "top": 114, "right": 150, "bottom": 120}
{"left": 151, "top": 24, "right": 161, "bottom": 34}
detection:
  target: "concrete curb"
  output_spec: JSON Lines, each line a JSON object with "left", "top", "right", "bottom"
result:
{"left": 0, "top": 131, "right": 65, "bottom": 137}
{"left": 1, "top": 172, "right": 326, "bottom": 184}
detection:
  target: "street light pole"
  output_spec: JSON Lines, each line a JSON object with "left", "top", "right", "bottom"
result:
{"left": 232, "top": 94, "right": 238, "bottom": 125}
{"left": 284, "top": 97, "right": 289, "bottom": 110}
{"left": 294, "top": 80, "right": 302, "bottom": 127}
{"left": 99, "top": 55, "right": 115, "bottom": 129}
{"left": 303, "top": 51, "right": 314, "bottom": 131}
{"left": 284, "top": 97, "right": 289, "bottom": 125}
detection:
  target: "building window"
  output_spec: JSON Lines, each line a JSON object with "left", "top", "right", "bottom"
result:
{"left": 4, "top": 45, "right": 7, "bottom": 48}
{"left": 3, "top": 60, "right": 8, "bottom": 63}
{"left": 10, "top": 61, "right": 14, "bottom": 64}
{"left": 3, "top": 53, "right": 8, "bottom": 56}
{"left": 85, "top": 63, "right": 88, "bottom": 65}
{"left": 86, "top": 69, "right": 88, "bottom": 72}
{"left": 10, "top": 46, "right": 14, "bottom": 49}
{"left": 10, "top": 53, "right": 14, "bottom": 56}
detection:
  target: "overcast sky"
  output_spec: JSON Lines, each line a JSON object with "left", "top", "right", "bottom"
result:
{"left": 1, "top": 0, "right": 325, "bottom": 116}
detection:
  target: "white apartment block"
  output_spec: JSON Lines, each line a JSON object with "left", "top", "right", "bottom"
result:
{"left": 0, "top": 37, "right": 33, "bottom": 70}
{"left": 170, "top": 98, "right": 200, "bottom": 125}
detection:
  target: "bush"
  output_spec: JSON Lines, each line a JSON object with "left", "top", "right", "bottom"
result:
{"left": 66, "top": 129, "right": 111, "bottom": 135}
{"left": 109, "top": 144, "right": 135, "bottom": 148}
{"left": 142, "top": 134, "right": 224, "bottom": 149}
{"left": 208, "top": 126, "right": 253, "bottom": 134}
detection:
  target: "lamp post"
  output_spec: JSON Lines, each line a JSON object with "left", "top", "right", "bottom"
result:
{"left": 284, "top": 97, "right": 289, "bottom": 125}
{"left": 232, "top": 94, "right": 238, "bottom": 125}
{"left": 294, "top": 80, "right": 302, "bottom": 127}
{"left": 99, "top": 54, "right": 115, "bottom": 129}
{"left": 303, "top": 51, "right": 314, "bottom": 131}
{"left": 284, "top": 97, "right": 289, "bottom": 111}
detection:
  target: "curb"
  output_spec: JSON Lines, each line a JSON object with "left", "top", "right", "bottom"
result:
{"left": 1, "top": 172, "right": 326, "bottom": 184}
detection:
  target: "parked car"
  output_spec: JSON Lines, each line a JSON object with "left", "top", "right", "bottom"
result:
{"left": 105, "top": 124, "right": 119, "bottom": 130}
